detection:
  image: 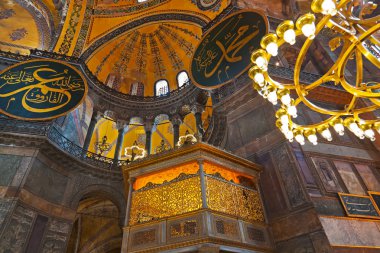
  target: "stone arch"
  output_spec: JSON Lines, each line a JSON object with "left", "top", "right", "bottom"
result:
{"left": 69, "top": 184, "right": 126, "bottom": 226}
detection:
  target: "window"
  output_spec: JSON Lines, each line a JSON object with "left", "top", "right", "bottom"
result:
{"left": 155, "top": 80, "right": 169, "bottom": 96}
{"left": 130, "top": 82, "right": 144, "bottom": 96}
{"left": 177, "top": 71, "right": 189, "bottom": 88}
{"left": 105, "top": 73, "right": 119, "bottom": 89}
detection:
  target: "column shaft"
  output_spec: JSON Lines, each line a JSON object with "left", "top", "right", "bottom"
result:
{"left": 146, "top": 131, "right": 152, "bottom": 155}
{"left": 113, "top": 127, "right": 125, "bottom": 165}
{"left": 83, "top": 110, "right": 98, "bottom": 153}
{"left": 198, "top": 160, "right": 208, "bottom": 209}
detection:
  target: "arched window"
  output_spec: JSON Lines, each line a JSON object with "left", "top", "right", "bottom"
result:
{"left": 177, "top": 71, "right": 189, "bottom": 88}
{"left": 155, "top": 80, "right": 169, "bottom": 96}
{"left": 105, "top": 73, "right": 119, "bottom": 89}
{"left": 130, "top": 82, "right": 144, "bottom": 96}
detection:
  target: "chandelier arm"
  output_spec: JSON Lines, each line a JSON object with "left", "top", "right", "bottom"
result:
{"left": 291, "top": 115, "right": 340, "bottom": 130}
{"left": 354, "top": 24, "right": 380, "bottom": 47}
{"left": 356, "top": 43, "right": 380, "bottom": 69}
{"left": 337, "top": 23, "right": 380, "bottom": 98}
{"left": 303, "top": 41, "right": 351, "bottom": 91}
{"left": 350, "top": 15, "right": 380, "bottom": 26}
{"left": 264, "top": 73, "right": 296, "bottom": 90}
{"left": 291, "top": 14, "right": 351, "bottom": 116}
{"left": 355, "top": 49, "right": 364, "bottom": 88}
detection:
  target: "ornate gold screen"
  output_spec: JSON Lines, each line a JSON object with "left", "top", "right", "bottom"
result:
{"left": 129, "top": 176, "right": 202, "bottom": 225}
{"left": 206, "top": 176, "right": 264, "bottom": 222}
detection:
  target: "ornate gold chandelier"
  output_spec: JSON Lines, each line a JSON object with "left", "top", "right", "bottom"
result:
{"left": 249, "top": 0, "right": 379, "bottom": 145}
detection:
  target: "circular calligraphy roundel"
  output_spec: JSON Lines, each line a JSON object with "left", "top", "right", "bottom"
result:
{"left": 0, "top": 59, "right": 88, "bottom": 121}
{"left": 190, "top": 10, "right": 268, "bottom": 89}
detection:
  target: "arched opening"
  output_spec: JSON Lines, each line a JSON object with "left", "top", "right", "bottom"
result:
{"left": 105, "top": 73, "right": 120, "bottom": 89}
{"left": 177, "top": 71, "right": 189, "bottom": 88}
{"left": 130, "top": 82, "right": 144, "bottom": 96}
{"left": 66, "top": 196, "right": 122, "bottom": 253}
{"left": 155, "top": 79, "right": 169, "bottom": 96}
{"left": 151, "top": 114, "right": 173, "bottom": 154}
{"left": 120, "top": 117, "right": 146, "bottom": 160}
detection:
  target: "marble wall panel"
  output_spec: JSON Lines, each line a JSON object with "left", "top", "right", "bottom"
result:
{"left": 24, "top": 159, "right": 68, "bottom": 205}
{"left": 320, "top": 217, "right": 380, "bottom": 248}
{"left": 273, "top": 145, "right": 307, "bottom": 208}
{"left": 236, "top": 107, "right": 275, "bottom": 145}
{"left": 311, "top": 197, "right": 345, "bottom": 216}
{"left": 333, "top": 161, "right": 365, "bottom": 195}
{"left": 40, "top": 219, "right": 71, "bottom": 253}
{"left": 0, "top": 198, "right": 14, "bottom": 229}
{"left": 0, "top": 205, "right": 36, "bottom": 252}
{"left": 0, "top": 154, "right": 22, "bottom": 186}
{"left": 311, "top": 157, "right": 342, "bottom": 193}
{"left": 354, "top": 164, "right": 380, "bottom": 192}
{"left": 275, "top": 234, "right": 315, "bottom": 253}
{"left": 257, "top": 152, "right": 289, "bottom": 219}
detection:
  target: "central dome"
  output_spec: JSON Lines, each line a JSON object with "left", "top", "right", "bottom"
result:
{"left": 80, "top": 0, "right": 230, "bottom": 96}
{"left": 86, "top": 22, "right": 202, "bottom": 96}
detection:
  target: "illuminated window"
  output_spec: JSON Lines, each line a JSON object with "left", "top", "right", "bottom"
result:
{"left": 177, "top": 71, "right": 189, "bottom": 88}
{"left": 130, "top": 82, "right": 144, "bottom": 96}
{"left": 155, "top": 80, "right": 169, "bottom": 96}
{"left": 105, "top": 73, "right": 119, "bottom": 89}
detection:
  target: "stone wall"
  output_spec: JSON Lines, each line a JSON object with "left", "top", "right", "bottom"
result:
{"left": 0, "top": 139, "right": 125, "bottom": 252}
{"left": 218, "top": 83, "right": 380, "bottom": 252}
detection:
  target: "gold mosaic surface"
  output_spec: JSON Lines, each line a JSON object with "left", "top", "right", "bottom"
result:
{"left": 129, "top": 176, "right": 202, "bottom": 225}
{"left": 206, "top": 176, "right": 264, "bottom": 222}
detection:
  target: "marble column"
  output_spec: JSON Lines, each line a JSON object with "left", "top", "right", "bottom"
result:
{"left": 171, "top": 115, "right": 182, "bottom": 147}
{"left": 198, "top": 159, "right": 208, "bottom": 209}
{"left": 192, "top": 105, "right": 205, "bottom": 136}
{"left": 121, "top": 177, "right": 136, "bottom": 252}
{"left": 144, "top": 118, "right": 154, "bottom": 155}
{"left": 82, "top": 110, "right": 100, "bottom": 153}
{"left": 113, "top": 120, "right": 127, "bottom": 166}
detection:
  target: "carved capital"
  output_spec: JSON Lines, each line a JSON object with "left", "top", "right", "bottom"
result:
{"left": 116, "top": 120, "right": 128, "bottom": 131}
{"left": 144, "top": 116, "right": 155, "bottom": 132}
{"left": 170, "top": 114, "right": 183, "bottom": 126}
{"left": 191, "top": 104, "right": 204, "bottom": 114}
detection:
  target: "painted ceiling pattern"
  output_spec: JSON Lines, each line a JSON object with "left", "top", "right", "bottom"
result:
{"left": 53, "top": 0, "right": 230, "bottom": 96}
{"left": 0, "top": 0, "right": 230, "bottom": 95}
{"left": 0, "top": 0, "right": 65, "bottom": 54}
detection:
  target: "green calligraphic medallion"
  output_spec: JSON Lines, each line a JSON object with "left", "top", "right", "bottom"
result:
{"left": 190, "top": 10, "right": 268, "bottom": 89}
{"left": 0, "top": 59, "right": 87, "bottom": 121}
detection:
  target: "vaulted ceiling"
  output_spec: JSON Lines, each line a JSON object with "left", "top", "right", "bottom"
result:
{"left": 53, "top": 0, "right": 230, "bottom": 96}
{"left": 0, "top": 0, "right": 232, "bottom": 96}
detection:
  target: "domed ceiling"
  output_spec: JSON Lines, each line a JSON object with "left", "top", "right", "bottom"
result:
{"left": 53, "top": 0, "right": 231, "bottom": 96}
{"left": 0, "top": 0, "right": 62, "bottom": 54}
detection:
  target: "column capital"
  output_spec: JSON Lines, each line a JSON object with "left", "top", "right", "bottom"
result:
{"left": 128, "top": 177, "right": 136, "bottom": 185}
{"left": 116, "top": 120, "right": 128, "bottom": 131}
{"left": 144, "top": 117, "right": 154, "bottom": 132}
{"left": 170, "top": 114, "right": 183, "bottom": 126}
{"left": 191, "top": 104, "right": 205, "bottom": 114}
{"left": 93, "top": 110, "right": 103, "bottom": 122}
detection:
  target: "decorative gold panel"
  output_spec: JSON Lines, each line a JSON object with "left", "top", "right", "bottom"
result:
{"left": 203, "top": 161, "right": 253, "bottom": 184}
{"left": 206, "top": 176, "right": 264, "bottom": 222}
{"left": 129, "top": 176, "right": 202, "bottom": 225}
{"left": 133, "top": 161, "right": 199, "bottom": 190}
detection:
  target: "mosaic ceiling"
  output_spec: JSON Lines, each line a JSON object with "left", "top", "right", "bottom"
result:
{"left": 0, "top": 1, "right": 41, "bottom": 54}
{"left": 0, "top": 0, "right": 230, "bottom": 96}
{"left": 0, "top": 0, "right": 63, "bottom": 54}
{"left": 53, "top": 0, "right": 230, "bottom": 96}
